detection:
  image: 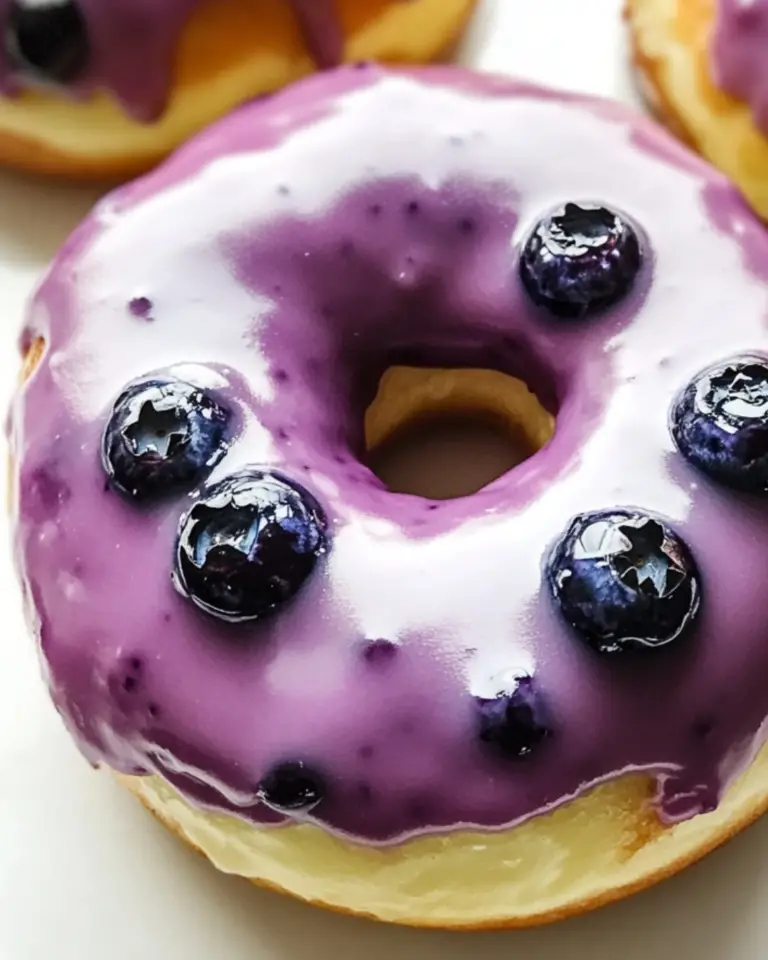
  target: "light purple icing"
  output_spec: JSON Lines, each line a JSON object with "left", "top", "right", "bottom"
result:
{"left": 711, "top": 0, "right": 768, "bottom": 136}
{"left": 10, "top": 65, "right": 768, "bottom": 843}
{"left": 0, "top": 0, "right": 344, "bottom": 121}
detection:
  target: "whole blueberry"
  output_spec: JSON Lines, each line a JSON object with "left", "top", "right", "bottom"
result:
{"left": 257, "top": 760, "right": 325, "bottom": 813}
{"left": 6, "top": 0, "right": 89, "bottom": 84}
{"left": 475, "top": 673, "right": 551, "bottom": 759}
{"left": 174, "top": 471, "right": 328, "bottom": 623}
{"left": 547, "top": 509, "right": 700, "bottom": 654}
{"left": 102, "top": 378, "right": 230, "bottom": 502}
{"left": 671, "top": 356, "right": 768, "bottom": 492}
{"left": 520, "top": 202, "right": 642, "bottom": 318}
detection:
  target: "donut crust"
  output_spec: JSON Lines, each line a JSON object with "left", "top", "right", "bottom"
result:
{"left": 626, "top": 0, "right": 768, "bottom": 219}
{"left": 117, "top": 747, "right": 768, "bottom": 929}
{"left": 0, "top": 0, "right": 476, "bottom": 180}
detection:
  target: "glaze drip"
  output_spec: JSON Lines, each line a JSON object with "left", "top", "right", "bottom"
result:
{"left": 290, "top": 0, "right": 344, "bottom": 67}
{"left": 0, "top": 0, "right": 344, "bottom": 121}
{"left": 11, "top": 66, "right": 768, "bottom": 843}
{"left": 711, "top": 0, "right": 768, "bottom": 136}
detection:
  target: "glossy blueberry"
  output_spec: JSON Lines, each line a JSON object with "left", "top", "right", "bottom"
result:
{"left": 257, "top": 760, "right": 325, "bottom": 813}
{"left": 671, "top": 356, "right": 768, "bottom": 492}
{"left": 6, "top": 0, "right": 89, "bottom": 84}
{"left": 547, "top": 509, "right": 700, "bottom": 654}
{"left": 102, "top": 378, "right": 230, "bottom": 502}
{"left": 174, "top": 471, "right": 328, "bottom": 623}
{"left": 475, "top": 673, "right": 551, "bottom": 759}
{"left": 520, "top": 202, "right": 641, "bottom": 318}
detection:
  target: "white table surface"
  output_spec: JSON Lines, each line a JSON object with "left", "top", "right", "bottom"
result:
{"left": 2, "top": 1, "right": 767, "bottom": 957}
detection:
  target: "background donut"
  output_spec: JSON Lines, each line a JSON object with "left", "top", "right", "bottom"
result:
{"left": 627, "top": 0, "right": 768, "bottom": 220}
{"left": 0, "top": 0, "right": 476, "bottom": 179}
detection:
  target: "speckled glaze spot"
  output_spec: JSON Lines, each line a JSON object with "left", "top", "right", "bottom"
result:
{"left": 362, "top": 639, "right": 400, "bottom": 664}
{"left": 128, "top": 296, "right": 153, "bottom": 320}
{"left": 25, "top": 462, "right": 70, "bottom": 520}
{"left": 10, "top": 66, "right": 768, "bottom": 845}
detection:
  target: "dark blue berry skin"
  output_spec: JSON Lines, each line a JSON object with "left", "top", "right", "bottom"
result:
{"left": 520, "top": 202, "right": 642, "bottom": 318}
{"left": 174, "top": 471, "right": 328, "bottom": 623}
{"left": 257, "top": 760, "right": 326, "bottom": 813}
{"left": 547, "top": 510, "right": 700, "bottom": 655}
{"left": 102, "top": 379, "right": 230, "bottom": 502}
{"left": 671, "top": 356, "right": 768, "bottom": 493}
{"left": 6, "top": 0, "right": 89, "bottom": 84}
{"left": 475, "top": 674, "right": 551, "bottom": 759}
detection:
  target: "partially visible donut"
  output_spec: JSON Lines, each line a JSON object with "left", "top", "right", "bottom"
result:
{"left": 0, "top": 0, "right": 475, "bottom": 179}
{"left": 11, "top": 65, "right": 768, "bottom": 928}
{"left": 627, "top": 0, "right": 768, "bottom": 219}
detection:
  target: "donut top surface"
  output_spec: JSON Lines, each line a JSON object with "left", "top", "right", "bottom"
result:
{"left": 0, "top": 0, "right": 343, "bottom": 121}
{"left": 11, "top": 65, "right": 768, "bottom": 843}
{"left": 712, "top": 0, "right": 768, "bottom": 135}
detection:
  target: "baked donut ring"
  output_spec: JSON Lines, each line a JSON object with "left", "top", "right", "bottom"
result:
{"left": 627, "top": 0, "right": 768, "bottom": 220}
{"left": 12, "top": 65, "right": 768, "bottom": 929}
{"left": 0, "top": 0, "right": 475, "bottom": 179}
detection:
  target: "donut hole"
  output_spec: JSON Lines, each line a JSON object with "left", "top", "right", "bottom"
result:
{"left": 364, "top": 367, "right": 555, "bottom": 500}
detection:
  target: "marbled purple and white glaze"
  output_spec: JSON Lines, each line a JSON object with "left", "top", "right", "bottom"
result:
{"left": 11, "top": 65, "right": 768, "bottom": 844}
{"left": 0, "top": 0, "right": 345, "bottom": 121}
{"left": 712, "top": 0, "right": 768, "bottom": 136}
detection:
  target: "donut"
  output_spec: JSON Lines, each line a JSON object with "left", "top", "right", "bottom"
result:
{"left": 11, "top": 64, "right": 768, "bottom": 930}
{"left": 0, "top": 0, "right": 475, "bottom": 179}
{"left": 627, "top": 0, "right": 768, "bottom": 220}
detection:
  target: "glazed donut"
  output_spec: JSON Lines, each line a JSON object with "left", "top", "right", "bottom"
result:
{"left": 627, "top": 0, "right": 768, "bottom": 220}
{"left": 0, "top": 0, "right": 475, "bottom": 179}
{"left": 12, "top": 64, "right": 768, "bottom": 930}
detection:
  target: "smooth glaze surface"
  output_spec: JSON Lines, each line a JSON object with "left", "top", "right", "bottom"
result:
{"left": 0, "top": 0, "right": 343, "bottom": 121}
{"left": 711, "top": 0, "right": 768, "bottom": 135}
{"left": 10, "top": 61, "right": 768, "bottom": 844}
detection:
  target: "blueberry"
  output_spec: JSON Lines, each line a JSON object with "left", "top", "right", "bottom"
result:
{"left": 102, "top": 378, "right": 229, "bottom": 502}
{"left": 6, "top": 0, "right": 89, "bottom": 84}
{"left": 671, "top": 356, "right": 768, "bottom": 492}
{"left": 174, "top": 471, "right": 328, "bottom": 623}
{"left": 547, "top": 509, "right": 700, "bottom": 654}
{"left": 257, "top": 760, "right": 325, "bottom": 813}
{"left": 475, "top": 673, "right": 551, "bottom": 759}
{"left": 520, "top": 202, "right": 641, "bottom": 318}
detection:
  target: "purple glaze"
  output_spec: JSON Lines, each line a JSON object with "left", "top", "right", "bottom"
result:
{"left": 11, "top": 65, "right": 768, "bottom": 843}
{"left": 711, "top": 0, "right": 768, "bottom": 136}
{"left": 0, "top": 0, "right": 345, "bottom": 121}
